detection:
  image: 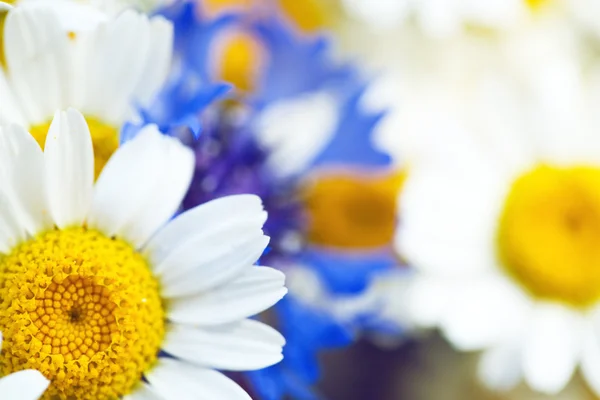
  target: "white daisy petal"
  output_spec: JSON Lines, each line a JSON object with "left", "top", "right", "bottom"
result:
{"left": 116, "top": 135, "right": 194, "bottom": 248}
{"left": 82, "top": 10, "right": 150, "bottom": 124}
{"left": 145, "top": 358, "right": 251, "bottom": 400}
{"left": 124, "top": 383, "right": 164, "bottom": 400}
{"left": 168, "top": 266, "right": 287, "bottom": 326}
{"left": 0, "top": 369, "right": 50, "bottom": 400}
{"left": 0, "top": 69, "right": 25, "bottom": 126}
{"left": 160, "top": 234, "right": 270, "bottom": 298}
{"left": 45, "top": 109, "right": 94, "bottom": 228}
{"left": 88, "top": 126, "right": 194, "bottom": 248}
{"left": 0, "top": 192, "right": 27, "bottom": 254}
{"left": 0, "top": 124, "right": 51, "bottom": 234}
{"left": 478, "top": 342, "right": 523, "bottom": 391}
{"left": 144, "top": 194, "right": 266, "bottom": 266}
{"left": 4, "top": 6, "right": 71, "bottom": 123}
{"left": 522, "top": 304, "right": 582, "bottom": 394}
{"left": 163, "top": 319, "right": 285, "bottom": 371}
{"left": 441, "top": 276, "right": 530, "bottom": 351}
{"left": 581, "top": 317, "right": 600, "bottom": 397}
{"left": 132, "top": 16, "right": 173, "bottom": 107}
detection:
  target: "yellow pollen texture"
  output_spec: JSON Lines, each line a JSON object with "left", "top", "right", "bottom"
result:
{"left": 302, "top": 171, "right": 404, "bottom": 249}
{"left": 498, "top": 165, "right": 600, "bottom": 308}
{"left": 0, "top": 228, "right": 164, "bottom": 399}
{"left": 29, "top": 116, "right": 120, "bottom": 179}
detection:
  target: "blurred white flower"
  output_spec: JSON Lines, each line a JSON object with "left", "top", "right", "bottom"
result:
{"left": 393, "top": 25, "right": 600, "bottom": 396}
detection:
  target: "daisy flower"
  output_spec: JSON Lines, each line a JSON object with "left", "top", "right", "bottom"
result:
{"left": 0, "top": 3, "right": 172, "bottom": 178}
{"left": 396, "top": 44, "right": 600, "bottom": 395}
{"left": 0, "top": 108, "right": 286, "bottom": 399}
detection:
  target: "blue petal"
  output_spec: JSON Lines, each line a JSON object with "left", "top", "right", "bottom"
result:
{"left": 159, "top": 1, "right": 238, "bottom": 79}
{"left": 302, "top": 248, "right": 395, "bottom": 295}
{"left": 248, "top": 297, "right": 353, "bottom": 400}
{"left": 309, "top": 86, "right": 392, "bottom": 169}
{"left": 251, "top": 18, "right": 357, "bottom": 106}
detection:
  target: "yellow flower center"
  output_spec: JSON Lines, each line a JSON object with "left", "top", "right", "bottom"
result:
{"left": 302, "top": 171, "right": 404, "bottom": 249}
{"left": 217, "top": 32, "right": 263, "bottom": 93}
{"left": 277, "top": 0, "right": 332, "bottom": 32}
{"left": 524, "top": 0, "right": 551, "bottom": 11}
{"left": 204, "top": 0, "right": 332, "bottom": 32}
{"left": 30, "top": 116, "right": 119, "bottom": 179}
{"left": 0, "top": 7, "right": 8, "bottom": 68}
{"left": 498, "top": 165, "right": 600, "bottom": 308}
{"left": 0, "top": 227, "right": 164, "bottom": 399}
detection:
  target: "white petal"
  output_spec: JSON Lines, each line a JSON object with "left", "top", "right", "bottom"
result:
{"left": 80, "top": 11, "right": 172, "bottom": 124}
{"left": 0, "top": 370, "right": 49, "bottom": 400}
{"left": 441, "top": 276, "right": 530, "bottom": 351}
{"left": 144, "top": 195, "right": 265, "bottom": 266}
{"left": 124, "top": 383, "right": 164, "bottom": 400}
{"left": 0, "top": 124, "right": 51, "bottom": 234}
{"left": 88, "top": 126, "right": 194, "bottom": 248}
{"left": 4, "top": 6, "right": 71, "bottom": 123}
{"left": 398, "top": 163, "right": 506, "bottom": 276}
{"left": 44, "top": 109, "right": 94, "bottom": 228}
{"left": 405, "top": 276, "right": 452, "bottom": 328}
{"left": 522, "top": 304, "right": 582, "bottom": 394}
{"left": 0, "top": 191, "right": 27, "bottom": 253}
{"left": 163, "top": 319, "right": 285, "bottom": 371}
{"left": 580, "top": 317, "right": 600, "bottom": 397}
{"left": 160, "top": 234, "right": 270, "bottom": 298}
{"left": 0, "top": 69, "right": 25, "bottom": 126}
{"left": 168, "top": 267, "right": 287, "bottom": 326}
{"left": 253, "top": 91, "right": 339, "bottom": 178}
{"left": 145, "top": 358, "right": 251, "bottom": 400}
{"left": 148, "top": 196, "right": 268, "bottom": 297}
{"left": 131, "top": 16, "right": 173, "bottom": 107}
{"left": 478, "top": 343, "right": 523, "bottom": 391}
{"left": 80, "top": 10, "right": 150, "bottom": 124}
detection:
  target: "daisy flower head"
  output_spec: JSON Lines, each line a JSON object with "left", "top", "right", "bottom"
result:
{"left": 397, "top": 53, "right": 600, "bottom": 395}
{"left": 0, "top": 108, "right": 286, "bottom": 399}
{"left": 0, "top": 3, "right": 172, "bottom": 178}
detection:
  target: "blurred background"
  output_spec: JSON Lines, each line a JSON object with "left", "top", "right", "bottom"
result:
{"left": 179, "top": 0, "right": 600, "bottom": 399}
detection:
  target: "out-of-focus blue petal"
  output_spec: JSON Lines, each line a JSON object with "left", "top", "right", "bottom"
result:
{"left": 159, "top": 1, "right": 237, "bottom": 79}
{"left": 248, "top": 297, "right": 353, "bottom": 400}
{"left": 302, "top": 249, "right": 395, "bottom": 295}
{"left": 309, "top": 87, "right": 392, "bottom": 169}
{"left": 251, "top": 18, "right": 357, "bottom": 106}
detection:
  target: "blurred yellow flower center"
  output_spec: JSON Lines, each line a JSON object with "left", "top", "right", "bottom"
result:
{"left": 524, "top": 0, "right": 550, "bottom": 11}
{"left": 498, "top": 165, "right": 600, "bottom": 308}
{"left": 0, "top": 227, "right": 164, "bottom": 399}
{"left": 0, "top": 8, "right": 7, "bottom": 68}
{"left": 218, "top": 32, "right": 263, "bottom": 92}
{"left": 303, "top": 171, "right": 404, "bottom": 249}
{"left": 277, "top": 0, "right": 331, "bottom": 32}
{"left": 30, "top": 116, "right": 119, "bottom": 179}
{"left": 204, "top": 0, "right": 331, "bottom": 32}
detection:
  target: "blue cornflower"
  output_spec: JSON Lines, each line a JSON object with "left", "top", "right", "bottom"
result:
{"left": 133, "top": 2, "right": 402, "bottom": 398}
